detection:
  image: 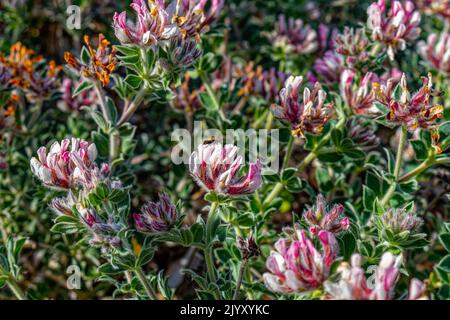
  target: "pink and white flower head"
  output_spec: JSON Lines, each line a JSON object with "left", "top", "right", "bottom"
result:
{"left": 189, "top": 143, "right": 262, "bottom": 196}
{"left": 373, "top": 72, "right": 443, "bottom": 130}
{"left": 418, "top": 32, "right": 450, "bottom": 75}
{"left": 57, "top": 78, "right": 97, "bottom": 113}
{"left": 263, "top": 229, "right": 338, "bottom": 294}
{"left": 304, "top": 194, "right": 350, "bottom": 236}
{"left": 324, "top": 252, "right": 402, "bottom": 300}
{"left": 340, "top": 69, "right": 378, "bottom": 115}
{"left": 335, "top": 27, "right": 370, "bottom": 67}
{"left": 166, "top": 0, "right": 224, "bottom": 39}
{"left": 30, "top": 138, "right": 97, "bottom": 189}
{"left": 268, "top": 15, "right": 318, "bottom": 55}
{"left": 312, "top": 50, "right": 344, "bottom": 86}
{"left": 271, "top": 76, "right": 334, "bottom": 137}
{"left": 133, "top": 193, "right": 178, "bottom": 234}
{"left": 367, "top": 0, "right": 421, "bottom": 60}
{"left": 113, "top": 0, "right": 172, "bottom": 46}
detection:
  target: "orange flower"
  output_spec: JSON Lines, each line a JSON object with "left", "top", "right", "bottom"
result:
{"left": 65, "top": 34, "right": 118, "bottom": 87}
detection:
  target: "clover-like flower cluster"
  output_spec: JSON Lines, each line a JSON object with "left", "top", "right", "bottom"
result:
{"left": 267, "top": 15, "right": 318, "bottom": 55}
{"left": 64, "top": 34, "right": 118, "bottom": 87}
{"left": 303, "top": 195, "right": 350, "bottom": 236}
{"left": 271, "top": 76, "right": 334, "bottom": 137}
{"left": 367, "top": 0, "right": 421, "bottom": 60}
{"left": 418, "top": 31, "right": 450, "bottom": 75}
{"left": 30, "top": 138, "right": 99, "bottom": 190}
{"left": 189, "top": 143, "right": 262, "bottom": 196}
{"left": 0, "top": 42, "right": 62, "bottom": 102}
{"left": 376, "top": 208, "right": 423, "bottom": 234}
{"left": 324, "top": 253, "right": 426, "bottom": 300}
{"left": 340, "top": 69, "right": 377, "bottom": 115}
{"left": 263, "top": 228, "right": 338, "bottom": 294}
{"left": 113, "top": 0, "right": 223, "bottom": 47}
{"left": 373, "top": 73, "right": 443, "bottom": 130}
{"left": 133, "top": 193, "right": 178, "bottom": 234}
{"left": 57, "top": 78, "right": 97, "bottom": 113}
{"left": 335, "top": 27, "right": 370, "bottom": 68}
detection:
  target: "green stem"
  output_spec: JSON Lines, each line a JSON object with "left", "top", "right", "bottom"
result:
{"left": 297, "top": 117, "right": 346, "bottom": 171}
{"left": 282, "top": 135, "right": 294, "bottom": 170}
{"left": 204, "top": 202, "right": 221, "bottom": 298}
{"left": 134, "top": 267, "right": 158, "bottom": 300}
{"left": 381, "top": 125, "right": 407, "bottom": 206}
{"left": 109, "top": 131, "right": 120, "bottom": 161}
{"left": 263, "top": 182, "right": 284, "bottom": 207}
{"left": 232, "top": 258, "right": 247, "bottom": 300}
{"left": 399, "top": 156, "right": 450, "bottom": 183}
{"left": 117, "top": 87, "right": 146, "bottom": 126}
{"left": 200, "top": 72, "right": 220, "bottom": 111}
{"left": 117, "top": 48, "right": 150, "bottom": 126}
{"left": 94, "top": 83, "right": 112, "bottom": 123}
{"left": 6, "top": 277, "right": 26, "bottom": 300}
{"left": 265, "top": 112, "right": 274, "bottom": 130}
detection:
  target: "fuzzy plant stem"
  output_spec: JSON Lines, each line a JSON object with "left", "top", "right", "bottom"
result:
{"left": 297, "top": 117, "right": 346, "bottom": 171}
{"left": 232, "top": 258, "right": 248, "bottom": 300}
{"left": 260, "top": 136, "right": 295, "bottom": 208}
{"left": 117, "top": 47, "right": 150, "bottom": 126}
{"left": 94, "top": 83, "right": 112, "bottom": 123}
{"left": 7, "top": 277, "right": 26, "bottom": 300}
{"left": 262, "top": 182, "right": 284, "bottom": 207}
{"left": 381, "top": 125, "right": 407, "bottom": 206}
{"left": 204, "top": 201, "right": 221, "bottom": 298}
{"left": 282, "top": 135, "right": 295, "bottom": 170}
{"left": 399, "top": 156, "right": 450, "bottom": 183}
{"left": 117, "top": 87, "right": 146, "bottom": 126}
{"left": 134, "top": 267, "right": 158, "bottom": 300}
{"left": 199, "top": 72, "right": 226, "bottom": 121}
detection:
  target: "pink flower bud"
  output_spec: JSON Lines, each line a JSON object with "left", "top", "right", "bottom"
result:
{"left": 304, "top": 194, "right": 350, "bottom": 235}
{"left": 134, "top": 193, "right": 178, "bottom": 234}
